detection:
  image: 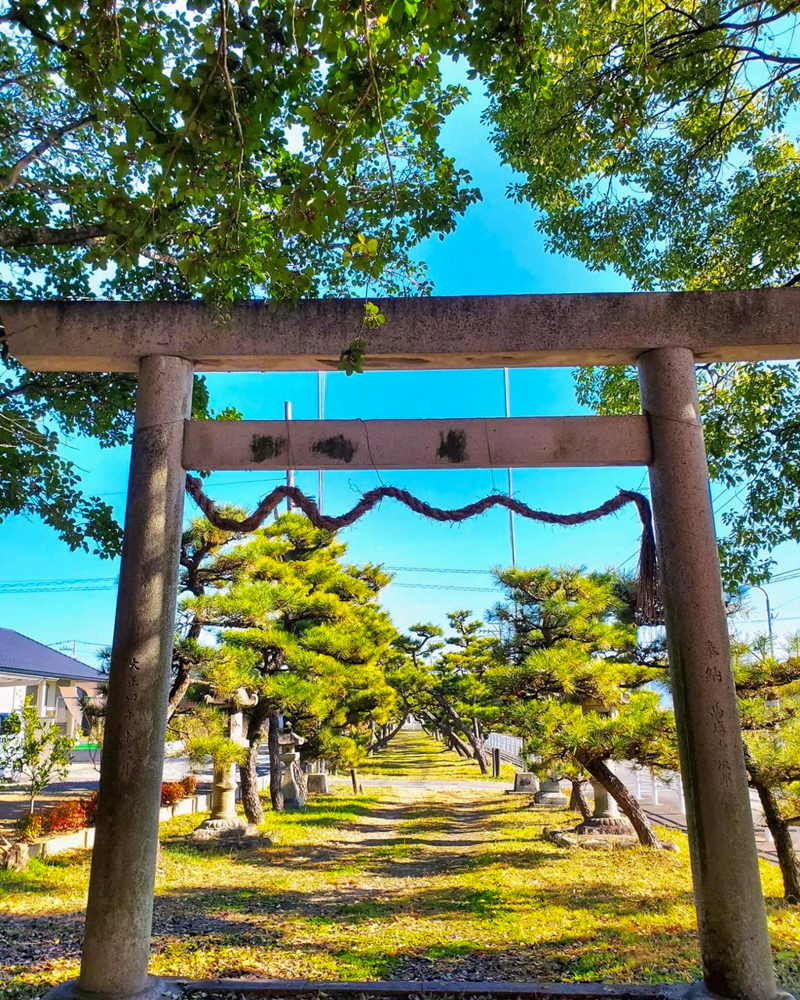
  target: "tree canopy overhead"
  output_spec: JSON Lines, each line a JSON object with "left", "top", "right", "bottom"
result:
{"left": 0, "top": 0, "right": 549, "bottom": 554}
{"left": 488, "top": 0, "right": 800, "bottom": 587}
{"left": 0, "top": 0, "right": 558, "bottom": 303}
{"left": 491, "top": 0, "right": 800, "bottom": 292}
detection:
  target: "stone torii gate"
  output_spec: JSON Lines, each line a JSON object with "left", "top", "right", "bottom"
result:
{"left": 4, "top": 289, "right": 799, "bottom": 1000}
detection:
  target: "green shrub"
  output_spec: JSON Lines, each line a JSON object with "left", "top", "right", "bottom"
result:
{"left": 14, "top": 813, "right": 42, "bottom": 842}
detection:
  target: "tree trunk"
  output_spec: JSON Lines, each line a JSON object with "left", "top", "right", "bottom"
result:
{"left": 368, "top": 720, "right": 376, "bottom": 756}
{"left": 166, "top": 661, "right": 192, "bottom": 721}
{"left": 569, "top": 779, "right": 592, "bottom": 820}
{"left": 268, "top": 711, "right": 284, "bottom": 813}
{"left": 583, "top": 758, "right": 660, "bottom": 847}
{"left": 240, "top": 741, "right": 263, "bottom": 825}
{"left": 421, "top": 712, "right": 474, "bottom": 761}
{"left": 239, "top": 699, "right": 270, "bottom": 824}
{"left": 350, "top": 768, "right": 360, "bottom": 795}
{"left": 429, "top": 691, "right": 490, "bottom": 772}
{"left": 753, "top": 778, "right": 800, "bottom": 902}
{"left": 366, "top": 713, "right": 408, "bottom": 755}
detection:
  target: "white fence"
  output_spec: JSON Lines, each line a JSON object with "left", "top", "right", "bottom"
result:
{"left": 485, "top": 731, "right": 524, "bottom": 766}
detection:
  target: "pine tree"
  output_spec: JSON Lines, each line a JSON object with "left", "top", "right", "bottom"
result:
{"left": 186, "top": 514, "right": 397, "bottom": 822}
{"left": 734, "top": 635, "right": 800, "bottom": 901}
{"left": 391, "top": 619, "right": 495, "bottom": 772}
{"left": 487, "top": 567, "right": 674, "bottom": 846}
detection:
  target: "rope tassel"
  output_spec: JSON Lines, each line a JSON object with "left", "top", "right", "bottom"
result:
{"left": 185, "top": 476, "right": 664, "bottom": 625}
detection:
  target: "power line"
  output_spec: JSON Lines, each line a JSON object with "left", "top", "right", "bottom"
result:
{"left": 386, "top": 565, "right": 493, "bottom": 575}
{"left": 47, "top": 638, "right": 108, "bottom": 648}
{"left": 0, "top": 577, "right": 117, "bottom": 594}
{"left": 0, "top": 566, "right": 499, "bottom": 594}
{"left": 391, "top": 583, "right": 499, "bottom": 594}
{"left": 769, "top": 566, "right": 800, "bottom": 583}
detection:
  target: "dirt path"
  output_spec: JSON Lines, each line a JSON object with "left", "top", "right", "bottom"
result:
{"left": 4, "top": 736, "right": 800, "bottom": 996}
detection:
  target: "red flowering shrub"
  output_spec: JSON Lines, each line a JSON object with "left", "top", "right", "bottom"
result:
{"left": 14, "top": 813, "right": 42, "bottom": 842}
{"left": 80, "top": 790, "right": 99, "bottom": 826}
{"left": 41, "top": 799, "right": 88, "bottom": 835}
{"left": 179, "top": 775, "right": 197, "bottom": 797}
{"left": 160, "top": 781, "right": 187, "bottom": 806}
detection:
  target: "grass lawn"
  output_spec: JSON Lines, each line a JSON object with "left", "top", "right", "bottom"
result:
{"left": 1, "top": 733, "right": 798, "bottom": 1000}
{"left": 359, "top": 731, "right": 517, "bottom": 782}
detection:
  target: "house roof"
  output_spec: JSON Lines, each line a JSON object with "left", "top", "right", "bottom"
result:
{"left": 0, "top": 628, "right": 102, "bottom": 684}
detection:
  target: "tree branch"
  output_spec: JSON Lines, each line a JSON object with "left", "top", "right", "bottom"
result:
{"left": 140, "top": 246, "right": 180, "bottom": 267}
{"left": 0, "top": 223, "right": 108, "bottom": 248}
{"left": 0, "top": 115, "right": 96, "bottom": 192}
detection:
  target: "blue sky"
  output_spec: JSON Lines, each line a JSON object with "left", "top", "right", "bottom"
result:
{"left": 2, "top": 72, "right": 799, "bottom": 662}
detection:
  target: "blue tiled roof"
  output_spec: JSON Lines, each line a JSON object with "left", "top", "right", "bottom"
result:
{"left": 0, "top": 628, "right": 102, "bottom": 683}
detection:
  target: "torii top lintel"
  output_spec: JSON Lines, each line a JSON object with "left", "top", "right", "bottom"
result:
{"left": 3, "top": 288, "right": 800, "bottom": 373}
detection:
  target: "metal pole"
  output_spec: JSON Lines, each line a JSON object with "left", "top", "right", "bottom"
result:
{"left": 318, "top": 372, "right": 325, "bottom": 514}
{"left": 638, "top": 347, "right": 777, "bottom": 1000}
{"left": 504, "top": 368, "right": 517, "bottom": 568}
{"left": 753, "top": 585, "right": 774, "bottom": 652}
{"left": 79, "top": 355, "right": 194, "bottom": 999}
{"left": 285, "top": 400, "right": 294, "bottom": 513}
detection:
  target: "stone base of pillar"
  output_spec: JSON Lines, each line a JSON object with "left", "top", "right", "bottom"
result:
{"left": 574, "top": 817, "right": 634, "bottom": 836}
{"left": 532, "top": 778, "right": 569, "bottom": 807}
{"left": 532, "top": 791, "right": 569, "bottom": 807}
{"left": 43, "top": 974, "right": 182, "bottom": 1000}
{"left": 191, "top": 817, "right": 248, "bottom": 841}
{"left": 683, "top": 983, "right": 796, "bottom": 1000}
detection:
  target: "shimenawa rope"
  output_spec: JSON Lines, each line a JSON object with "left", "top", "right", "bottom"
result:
{"left": 184, "top": 475, "right": 663, "bottom": 625}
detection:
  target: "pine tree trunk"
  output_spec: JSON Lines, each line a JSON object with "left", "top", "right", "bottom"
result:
{"left": 422, "top": 713, "right": 473, "bottom": 760}
{"left": 240, "top": 741, "right": 263, "bottom": 825}
{"left": 366, "top": 714, "right": 407, "bottom": 754}
{"left": 584, "top": 758, "right": 660, "bottom": 847}
{"left": 569, "top": 779, "right": 592, "bottom": 820}
{"left": 429, "top": 691, "right": 490, "bottom": 773}
{"left": 350, "top": 768, "right": 360, "bottom": 795}
{"left": 268, "top": 712, "right": 284, "bottom": 813}
{"left": 239, "top": 699, "right": 270, "bottom": 824}
{"left": 754, "top": 779, "right": 800, "bottom": 902}
{"left": 368, "top": 720, "right": 376, "bottom": 756}
{"left": 166, "top": 662, "right": 192, "bottom": 722}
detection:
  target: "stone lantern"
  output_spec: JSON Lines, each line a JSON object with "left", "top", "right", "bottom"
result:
{"left": 576, "top": 694, "right": 633, "bottom": 835}
{"left": 192, "top": 691, "right": 255, "bottom": 840}
{"left": 278, "top": 727, "right": 307, "bottom": 808}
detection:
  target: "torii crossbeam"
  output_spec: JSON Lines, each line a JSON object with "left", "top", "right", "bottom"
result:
{"left": 4, "top": 289, "right": 798, "bottom": 1000}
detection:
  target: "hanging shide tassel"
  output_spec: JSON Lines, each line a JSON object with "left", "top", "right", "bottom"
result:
{"left": 185, "top": 475, "right": 664, "bottom": 625}
{"left": 623, "top": 491, "right": 664, "bottom": 626}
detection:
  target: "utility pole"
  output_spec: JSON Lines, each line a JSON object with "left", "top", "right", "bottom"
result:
{"left": 285, "top": 400, "right": 294, "bottom": 513}
{"left": 752, "top": 584, "right": 774, "bottom": 652}
{"left": 318, "top": 372, "right": 325, "bottom": 514}
{"left": 503, "top": 368, "right": 517, "bottom": 568}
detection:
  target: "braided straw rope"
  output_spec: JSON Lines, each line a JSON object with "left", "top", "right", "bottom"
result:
{"left": 185, "top": 475, "right": 663, "bottom": 624}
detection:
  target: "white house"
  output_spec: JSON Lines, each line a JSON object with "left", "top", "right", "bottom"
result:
{"left": 0, "top": 628, "right": 102, "bottom": 737}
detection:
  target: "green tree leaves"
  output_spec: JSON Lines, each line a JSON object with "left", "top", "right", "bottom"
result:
{"left": 489, "top": 0, "right": 800, "bottom": 587}
{"left": 0, "top": 697, "right": 75, "bottom": 814}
